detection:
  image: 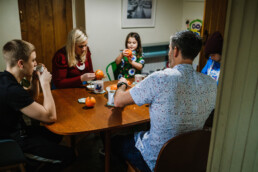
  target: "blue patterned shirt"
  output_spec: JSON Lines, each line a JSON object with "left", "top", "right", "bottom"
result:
{"left": 130, "top": 64, "right": 217, "bottom": 171}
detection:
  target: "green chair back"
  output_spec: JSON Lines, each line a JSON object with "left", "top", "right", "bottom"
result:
{"left": 106, "top": 61, "right": 119, "bottom": 81}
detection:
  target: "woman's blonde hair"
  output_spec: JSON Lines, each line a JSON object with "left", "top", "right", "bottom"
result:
{"left": 66, "top": 28, "right": 88, "bottom": 67}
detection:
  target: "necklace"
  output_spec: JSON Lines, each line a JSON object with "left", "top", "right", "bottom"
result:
{"left": 76, "top": 61, "right": 85, "bottom": 70}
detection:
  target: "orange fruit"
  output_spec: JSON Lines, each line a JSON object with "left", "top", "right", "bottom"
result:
{"left": 125, "top": 49, "right": 132, "bottom": 57}
{"left": 95, "top": 69, "right": 104, "bottom": 80}
{"left": 85, "top": 97, "right": 96, "bottom": 107}
{"left": 127, "top": 80, "right": 132, "bottom": 86}
{"left": 110, "top": 84, "right": 117, "bottom": 90}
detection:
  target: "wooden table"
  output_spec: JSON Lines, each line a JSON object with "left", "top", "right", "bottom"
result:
{"left": 41, "top": 80, "right": 150, "bottom": 172}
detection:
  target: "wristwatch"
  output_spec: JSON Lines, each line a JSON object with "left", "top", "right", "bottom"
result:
{"left": 117, "top": 82, "right": 128, "bottom": 89}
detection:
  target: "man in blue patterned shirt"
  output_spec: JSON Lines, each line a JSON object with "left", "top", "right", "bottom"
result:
{"left": 113, "top": 30, "right": 217, "bottom": 172}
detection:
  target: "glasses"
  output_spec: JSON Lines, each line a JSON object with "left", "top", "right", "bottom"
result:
{"left": 78, "top": 44, "right": 87, "bottom": 49}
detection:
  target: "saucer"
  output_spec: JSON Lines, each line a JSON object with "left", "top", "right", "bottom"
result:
{"left": 106, "top": 102, "right": 115, "bottom": 107}
{"left": 93, "top": 90, "right": 106, "bottom": 94}
{"left": 86, "top": 84, "right": 94, "bottom": 91}
{"left": 78, "top": 98, "right": 86, "bottom": 103}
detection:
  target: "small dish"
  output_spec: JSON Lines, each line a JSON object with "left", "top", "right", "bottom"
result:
{"left": 86, "top": 84, "right": 94, "bottom": 91}
{"left": 106, "top": 102, "right": 115, "bottom": 107}
{"left": 93, "top": 90, "right": 106, "bottom": 94}
{"left": 78, "top": 98, "right": 86, "bottom": 104}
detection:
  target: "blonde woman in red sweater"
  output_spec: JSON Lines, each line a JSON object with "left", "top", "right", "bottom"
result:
{"left": 52, "top": 28, "right": 95, "bottom": 88}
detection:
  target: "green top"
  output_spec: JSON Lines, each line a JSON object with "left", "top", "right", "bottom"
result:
{"left": 117, "top": 51, "right": 145, "bottom": 79}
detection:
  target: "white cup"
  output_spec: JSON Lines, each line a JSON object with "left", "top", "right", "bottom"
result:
{"left": 108, "top": 90, "right": 116, "bottom": 105}
{"left": 93, "top": 80, "right": 104, "bottom": 93}
{"left": 135, "top": 74, "right": 146, "bottom": 83}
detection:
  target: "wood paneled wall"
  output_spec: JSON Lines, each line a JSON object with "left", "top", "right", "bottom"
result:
{"left": 198, "top": 0, "right": 228, "bottom": 72}
{"left": 18, "top": 0, "right": 73, "bottom": 72}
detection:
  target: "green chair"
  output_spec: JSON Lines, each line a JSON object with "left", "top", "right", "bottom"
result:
{"left": 106, "top": 61, "right": 119, "bottom": 81}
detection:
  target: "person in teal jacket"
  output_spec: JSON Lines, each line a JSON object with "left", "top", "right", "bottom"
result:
{"left": 201, "top": 31, "right": 223, "bottom": 85}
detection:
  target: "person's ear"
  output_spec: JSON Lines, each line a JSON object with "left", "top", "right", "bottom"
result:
{"left": 173, "top": 46, "right": 179, "bottom": 57}
{"left": 17, "top": 59, "right": 24, "bottom": 69}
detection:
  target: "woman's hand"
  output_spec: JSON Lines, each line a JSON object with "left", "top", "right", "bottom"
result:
{"left": 81, "top": 73, "right": 96, "bottom": 82}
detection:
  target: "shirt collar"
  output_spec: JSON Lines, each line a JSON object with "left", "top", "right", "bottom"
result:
{"left": 173, "top": 64, "right": 194, "bottom": 70}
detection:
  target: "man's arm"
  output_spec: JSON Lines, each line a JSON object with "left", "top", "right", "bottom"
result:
{"left": 26, "top": 71, "right": 40, "bottom": 100}
{"left": 114, "top": 78, "right": 135, "bottom": 107}
{"left": 21, "top": 69, "right": 56, "bottom": 123}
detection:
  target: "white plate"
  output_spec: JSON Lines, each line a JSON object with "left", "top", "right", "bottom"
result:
{"left": 107, "top": 102, "right": 115, "bottom": 107}
{"left": 93, "top": 90, "right": 106, "bottom": 94}
{"left": 78, "top": 98, "right": 86, "bottom": 103}
{"left": 86, "top": 85, "right": 94, "bottom": 91}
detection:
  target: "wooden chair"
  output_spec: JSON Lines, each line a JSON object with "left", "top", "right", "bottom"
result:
{"left": 0, "top": 139, "right": 26, "bottom": 172}
{"left": 127, "top": 130, "right": 211, "bottom": 172}
{"left": 203, "top": 109, "right": 215, "bottom": 130}
{"left": 154, "top": 130, "right": 211, "bottom": 172}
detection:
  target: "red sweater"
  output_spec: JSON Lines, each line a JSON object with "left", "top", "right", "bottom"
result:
{"left": 52, "top": 47, "right": 94, "bottom": 88}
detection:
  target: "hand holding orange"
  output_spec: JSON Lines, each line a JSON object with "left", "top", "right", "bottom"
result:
{"left": 124, "top": 49, "right": 132, "bottom": 57}
{"left": 85, "top": 97, "right": 96, "bottom": 107}
{"left": 95, "top": 69, "right": 104, "bottom": 80}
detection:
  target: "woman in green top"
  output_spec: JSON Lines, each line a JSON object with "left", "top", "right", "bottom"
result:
{"left": 115, "top": 32, "right": 145, "bottom": 79}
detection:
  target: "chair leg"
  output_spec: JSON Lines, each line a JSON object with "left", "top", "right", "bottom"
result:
{"left": 126, "top": 161, "right": 141, "bottom": 172}
{"left": 19, "top": 163, "right": 26, "bottom": 172}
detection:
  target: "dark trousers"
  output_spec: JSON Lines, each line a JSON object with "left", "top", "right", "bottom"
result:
{"left": 18, "top": 126, "right": 76, "bottom": 172}
{"left": 111, "top": 134, "right": 151, "bottom": 172}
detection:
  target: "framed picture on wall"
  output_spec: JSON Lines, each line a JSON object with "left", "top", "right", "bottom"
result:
{"left": 121, "top": 0, "right": 156, "bottom": 28}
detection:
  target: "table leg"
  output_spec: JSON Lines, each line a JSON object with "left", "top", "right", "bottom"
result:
{"left": 105, "top": 130, "right": 111, "bottom": 172}
{"left": 71, "top": 135, "right": 76, "bottom": 148}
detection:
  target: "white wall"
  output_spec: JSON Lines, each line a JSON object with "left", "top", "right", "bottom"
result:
{"left": 85, "top": 0, "right": 183, "bottom": 80}
{"left": 181, "top": 0, "right": 204, "bottom": 30}
{"left": 182, "top": 0, "right": 204, "bottom": 68}
{"left": 0, "top": 0, "right": 21, "bottom": 71}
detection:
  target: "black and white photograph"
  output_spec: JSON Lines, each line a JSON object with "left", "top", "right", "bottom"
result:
{"left": 122, "top": 0, "right": 156, "bottom": 28}
{"left": 127, "top": 0, "right": 152, "bottom": 19}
